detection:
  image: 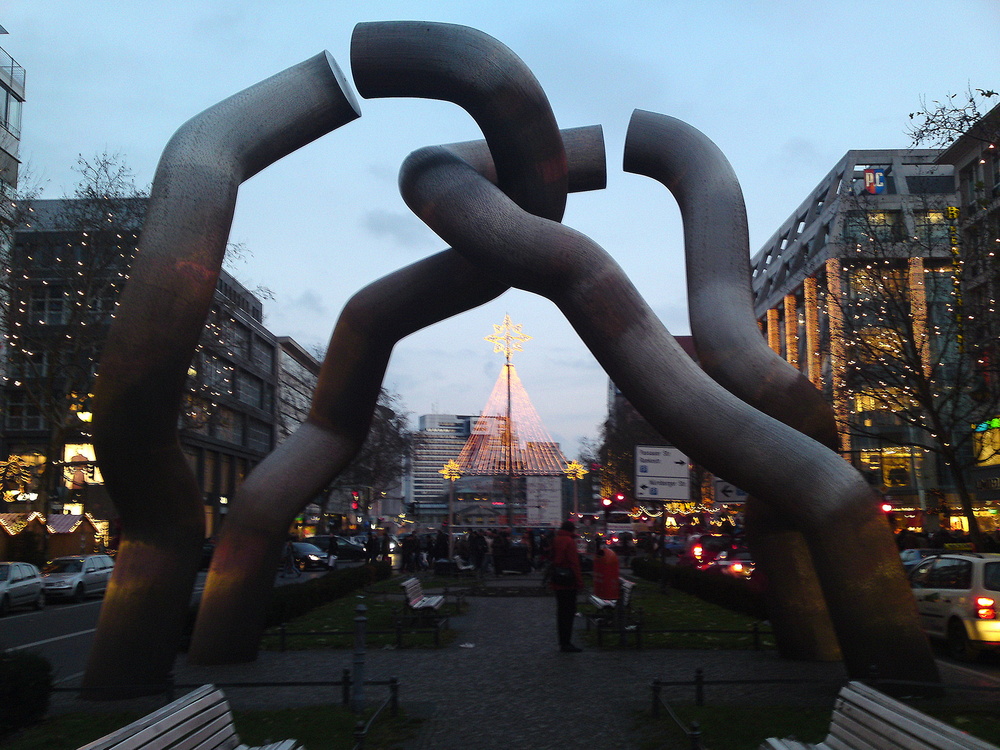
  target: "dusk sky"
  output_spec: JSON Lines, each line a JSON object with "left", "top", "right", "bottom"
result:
{"left": 4, "top": 1, "right": 1000, "bottom": 455}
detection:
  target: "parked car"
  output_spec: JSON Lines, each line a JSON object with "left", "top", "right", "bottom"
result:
{"left": 42, "top": 554, "right": 115, "bottom": 602}
{"left": 908, "top": 552, "right": 1000, "bottom": 661}
{"left": 289, "top": 542, "right": 329, "bottom": 570}
{"left": 677, "top": 534, "right": 733, "bottom": 569}
{"left": 0, "top": 561, "right": 46, "bottom": 615}
{"left": 899, "top": 548, "right": 943, "bottom": 572}
{"left": 308, "top": 535, "right": 367, "bottom": 561}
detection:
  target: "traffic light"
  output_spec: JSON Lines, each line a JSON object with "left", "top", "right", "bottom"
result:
{"left": 614, "top": 493, "right": 625, "bottom": 503}
{"left": 601, "top": 496, "right": 613, "bottom": 507}
{"left": 351, "top": 490, "right": 360, "bottom": 511}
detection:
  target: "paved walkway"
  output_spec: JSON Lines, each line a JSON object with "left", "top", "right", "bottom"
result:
{"left": 52, "top": 570, "right": 998, "bottom": 749}
{"left": 180, "top": 571, "right": 849, "bottom": 749}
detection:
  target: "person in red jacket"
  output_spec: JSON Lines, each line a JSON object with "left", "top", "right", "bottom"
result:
{"left": 551, "top": 520, "right": 584, "bottom": 652}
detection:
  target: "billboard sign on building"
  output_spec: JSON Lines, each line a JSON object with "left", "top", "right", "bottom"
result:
{"left": 526, "top": 475, "right": 563, "bottom": 527}
{"left": 864, "top": 168, "right": 886, "bottom": 194}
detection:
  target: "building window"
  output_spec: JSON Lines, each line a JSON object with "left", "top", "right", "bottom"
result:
{"left": 4, "top": 391, "right": 44, "bottom": 430}
{"left": 844, "top": 210, "right": 903, "bottom": 245}
{"left": 1, "top": 85, "right": 22, "bottom": 138}
{"left": 28, "top": 286, "right": 67, "bottom": 325}
{"left": 246, "top": 418, "right": 272, "bottom": 453}
{"left": 915, "top": 210, "right": 950, "bottom": 245}
{"left": 237, "top": 371, "right": 263, "bottom": 409}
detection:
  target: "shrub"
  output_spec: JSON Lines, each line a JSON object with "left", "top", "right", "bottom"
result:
{"left": 631, "top": 556, "right": 767, "bottom": 620}
{"left": 0, "top": 650, "right": 53, "bottom": 736}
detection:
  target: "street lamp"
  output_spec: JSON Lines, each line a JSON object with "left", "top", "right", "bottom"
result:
{"left": 440, "top": 459, "right": 462, "bottom": 558}
{"left": 564, "top": 460, "right": 588, "bottom": 517}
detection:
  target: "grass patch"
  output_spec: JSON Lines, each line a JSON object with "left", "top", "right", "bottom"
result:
{"left": 635, "top": 703, "right": 1000, "bottom": 749}
{"left": 582, "top": 579, "right": 775, "bottom": 650}
{"left": 261, "top": 583, "right": 463, "bottom": 650}
{"left": 4, "top": 703, "right": 419, "bottom": 750}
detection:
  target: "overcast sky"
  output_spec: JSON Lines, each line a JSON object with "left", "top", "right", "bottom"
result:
{"left": 4, "top": 1, "right": 1000, "bottom": 455}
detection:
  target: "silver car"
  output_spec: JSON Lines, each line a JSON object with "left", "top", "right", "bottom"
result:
{"left": 42, "top": 554, "right": 115, "bottom": 602}
{"left": 0, "top": 561, "right": 45, "bottom": 615}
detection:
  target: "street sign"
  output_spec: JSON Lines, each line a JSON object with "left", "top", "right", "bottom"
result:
{"left": 635, "top": 445, "right": 689, "bottom": 478}
{"left": 636, "top": 475, "right": 689, "bottom": 500}
{"left": 713, "top": 479, "right": 748, "bottom": 504}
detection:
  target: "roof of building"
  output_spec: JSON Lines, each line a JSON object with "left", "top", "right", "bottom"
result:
{"left": 45, "top": 513, "right": 98, "bottom": 535}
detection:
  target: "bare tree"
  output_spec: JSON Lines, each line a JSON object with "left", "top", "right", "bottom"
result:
{"left": 907, "top": 86, "right": 998, "bottom": 149}
{"left": 1, "top": 153, "right": 146, "bottom": 510}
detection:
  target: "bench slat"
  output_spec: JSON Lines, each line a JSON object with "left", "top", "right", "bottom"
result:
{"left": 76, "top": 685, "right": 300, "bottom": 750}
{"left": 834, "top": 684, "right": 997, "bottom": 750}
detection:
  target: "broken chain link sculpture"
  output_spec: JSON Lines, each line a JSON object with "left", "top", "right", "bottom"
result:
{"left": 88, "top": 21, "right": 938, "bottom": 698}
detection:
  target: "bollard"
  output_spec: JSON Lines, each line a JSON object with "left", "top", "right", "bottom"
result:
{"left": 354, "top": 719, "right": 366, "bottom": 749}
{"left": 694, "top": 667, "right": 704, "bottom": 707}
{"left": 689, "top": 721, "right": 703, "bottom": 750}
{"left": 351, "top": 602, "right": 367, "bottom": 712}
{"left": 341, "top": 667, "right": 351, "bottom": 707}
{"left": 651, "top": 679, "right": 662, "bottom": 717}
{"left": 390, "top": 676, "right": 399, "bottom": 716}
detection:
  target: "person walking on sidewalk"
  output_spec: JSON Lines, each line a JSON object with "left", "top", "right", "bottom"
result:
{"left": 550, "top": 520, "right": 583, "bottom": 652}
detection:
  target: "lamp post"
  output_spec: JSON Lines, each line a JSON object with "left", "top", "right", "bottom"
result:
{"left": 564, "top": 460, "right": 588, "bottom": 518}
{"left": 440, "top": 459, "right": 462, "bottom": 558}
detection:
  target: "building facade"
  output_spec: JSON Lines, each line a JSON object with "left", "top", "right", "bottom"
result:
{"left": 275, "top": 336, "right": 320, "bottom": 444}
{"left": 408, "top": 414, "right": 474, "bottom": 520}
{"left": 750, "top": 149, "right": 968, "bottom": 526}
{"left": 937, "top": 103, "right": 1000, "bottom": 508}
{"left": 1, "top": 197, "right": 280, "bottom": 537}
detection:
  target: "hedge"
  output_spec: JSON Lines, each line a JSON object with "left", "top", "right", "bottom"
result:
{"left": 631, "top": 556, "right": 768, "bottom": 620}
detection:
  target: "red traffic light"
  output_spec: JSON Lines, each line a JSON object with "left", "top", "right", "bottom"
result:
{"left": 615, "top": 493, "right": 625, "bottom": 502}
{"left": 601, "top": 497, "right": 612, "bottom": 507}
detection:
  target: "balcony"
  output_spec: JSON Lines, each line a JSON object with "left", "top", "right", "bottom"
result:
{"left": 0, "top": 45, "right": 25, "bottom": 100}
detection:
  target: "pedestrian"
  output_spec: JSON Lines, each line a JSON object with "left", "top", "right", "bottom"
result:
{"left": 470, "top": 529, "right": 487, "bottom": 575}
{"left": 550, "top": 520, "right": 583, "bottom": 652}
{"left": 326, "top": 535, "right": 339, "bottom": 570}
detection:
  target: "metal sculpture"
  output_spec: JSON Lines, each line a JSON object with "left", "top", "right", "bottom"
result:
{"left": 86, "top": 20, "right": 941, "bottom": 697}
{"left": 623, "top": 111, "right": 841, "bottom": 660}
{"left": 188, "top": 126, "right": 606, "bottom": 664}
{"left": 397, "top": 141, "right": 940, "bottom": 683}
{"left": 86, "top": 52, "right": 361, "bottom": 697}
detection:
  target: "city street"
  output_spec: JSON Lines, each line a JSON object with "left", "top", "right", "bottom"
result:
{"left": 2, "top": 568, "right": 335, "bottom": 685}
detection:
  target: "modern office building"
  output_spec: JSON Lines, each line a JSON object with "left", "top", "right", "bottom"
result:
{"left": 0, "top": 31, "right": 23, "bottom": 213}
{"left": 408, "top": 413, "right": 474, "bottom": 520}
{"left": 750, "top": 149, "right": 959, "bottom": 519}
{"left": 275, "top": 336, "right": 320, "bottom": 444}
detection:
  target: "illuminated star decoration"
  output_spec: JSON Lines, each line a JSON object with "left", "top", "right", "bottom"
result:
{"left": 485, "top": 314, "right": 532, "bottom": 362}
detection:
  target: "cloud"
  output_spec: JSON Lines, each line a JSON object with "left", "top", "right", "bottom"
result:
{"left": 362, "top": 209, "right": 438, "bottom": 249}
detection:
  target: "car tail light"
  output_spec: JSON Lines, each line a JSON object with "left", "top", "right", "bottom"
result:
{"left": 975, "top": 596, "right": 996, "bottom": 620}
{"left": 731, "top": 562, "right": 744, "bottom": 574}
{"left": 693, "top": 544, "right": 703, "bottom": 560}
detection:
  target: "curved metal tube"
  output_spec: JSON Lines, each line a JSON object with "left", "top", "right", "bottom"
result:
{"left": 188, "top": 126, "right": 605, "bottom": 664}
{"left": 351, "top": 21, "right": 568, "bottom": 222}
{"left": 85, "top": 52, "right": 361, "bottom": 698}
{"left": 623, "top": 110, "right": 841, "bottom": 660}
{"left": 398, "top": 146, "right": 940, "bottom": 683}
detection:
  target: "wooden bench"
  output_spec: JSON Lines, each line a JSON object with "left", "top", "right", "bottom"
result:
{"left": 78, "top": 684, "right": 302, "bottom": 750}
{"left": 452, "top": 555, "right": 476, "bottom": 576}
{"left": 400, "top": 577, "right": 444, "bottom": 617}
{"left": 760, "top": 680, "right": 999, "bottom": 750}
{"left": 586, "top": 578, "right": 640, "bottom": 646}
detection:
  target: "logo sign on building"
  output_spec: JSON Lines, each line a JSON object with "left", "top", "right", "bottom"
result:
{"left": 864, "top": 168, "right": 886, "bottom": 194}
{"left": 526, "top": 475, "right": 563, "bottom": 527}
{"left": 635, "top": 445, "right": 690, "bottom": 500}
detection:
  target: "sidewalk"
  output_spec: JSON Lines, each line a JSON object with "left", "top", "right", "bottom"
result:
{"left": 174, "top": 570, "right": 850, "bottom": 750}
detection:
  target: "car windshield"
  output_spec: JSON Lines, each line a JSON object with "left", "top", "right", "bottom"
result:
{"left": 985, "top": 561, "right": 1000, "bottom": 592}
{"left": 44, "top": 559, "right": 83, "bottom": 573}
{"left": 294, "top": 543, "right": 322, "bottom": 554}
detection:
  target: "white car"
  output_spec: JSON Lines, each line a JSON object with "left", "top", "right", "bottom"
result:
{"left": 42, "top": 554, "right": 115, "bottom": 602}
{"left": 0, "top": 561, "right": 45, "bottom": 615}
{"left": 908, "top": 552, "right": 1000, "bottom": 660}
